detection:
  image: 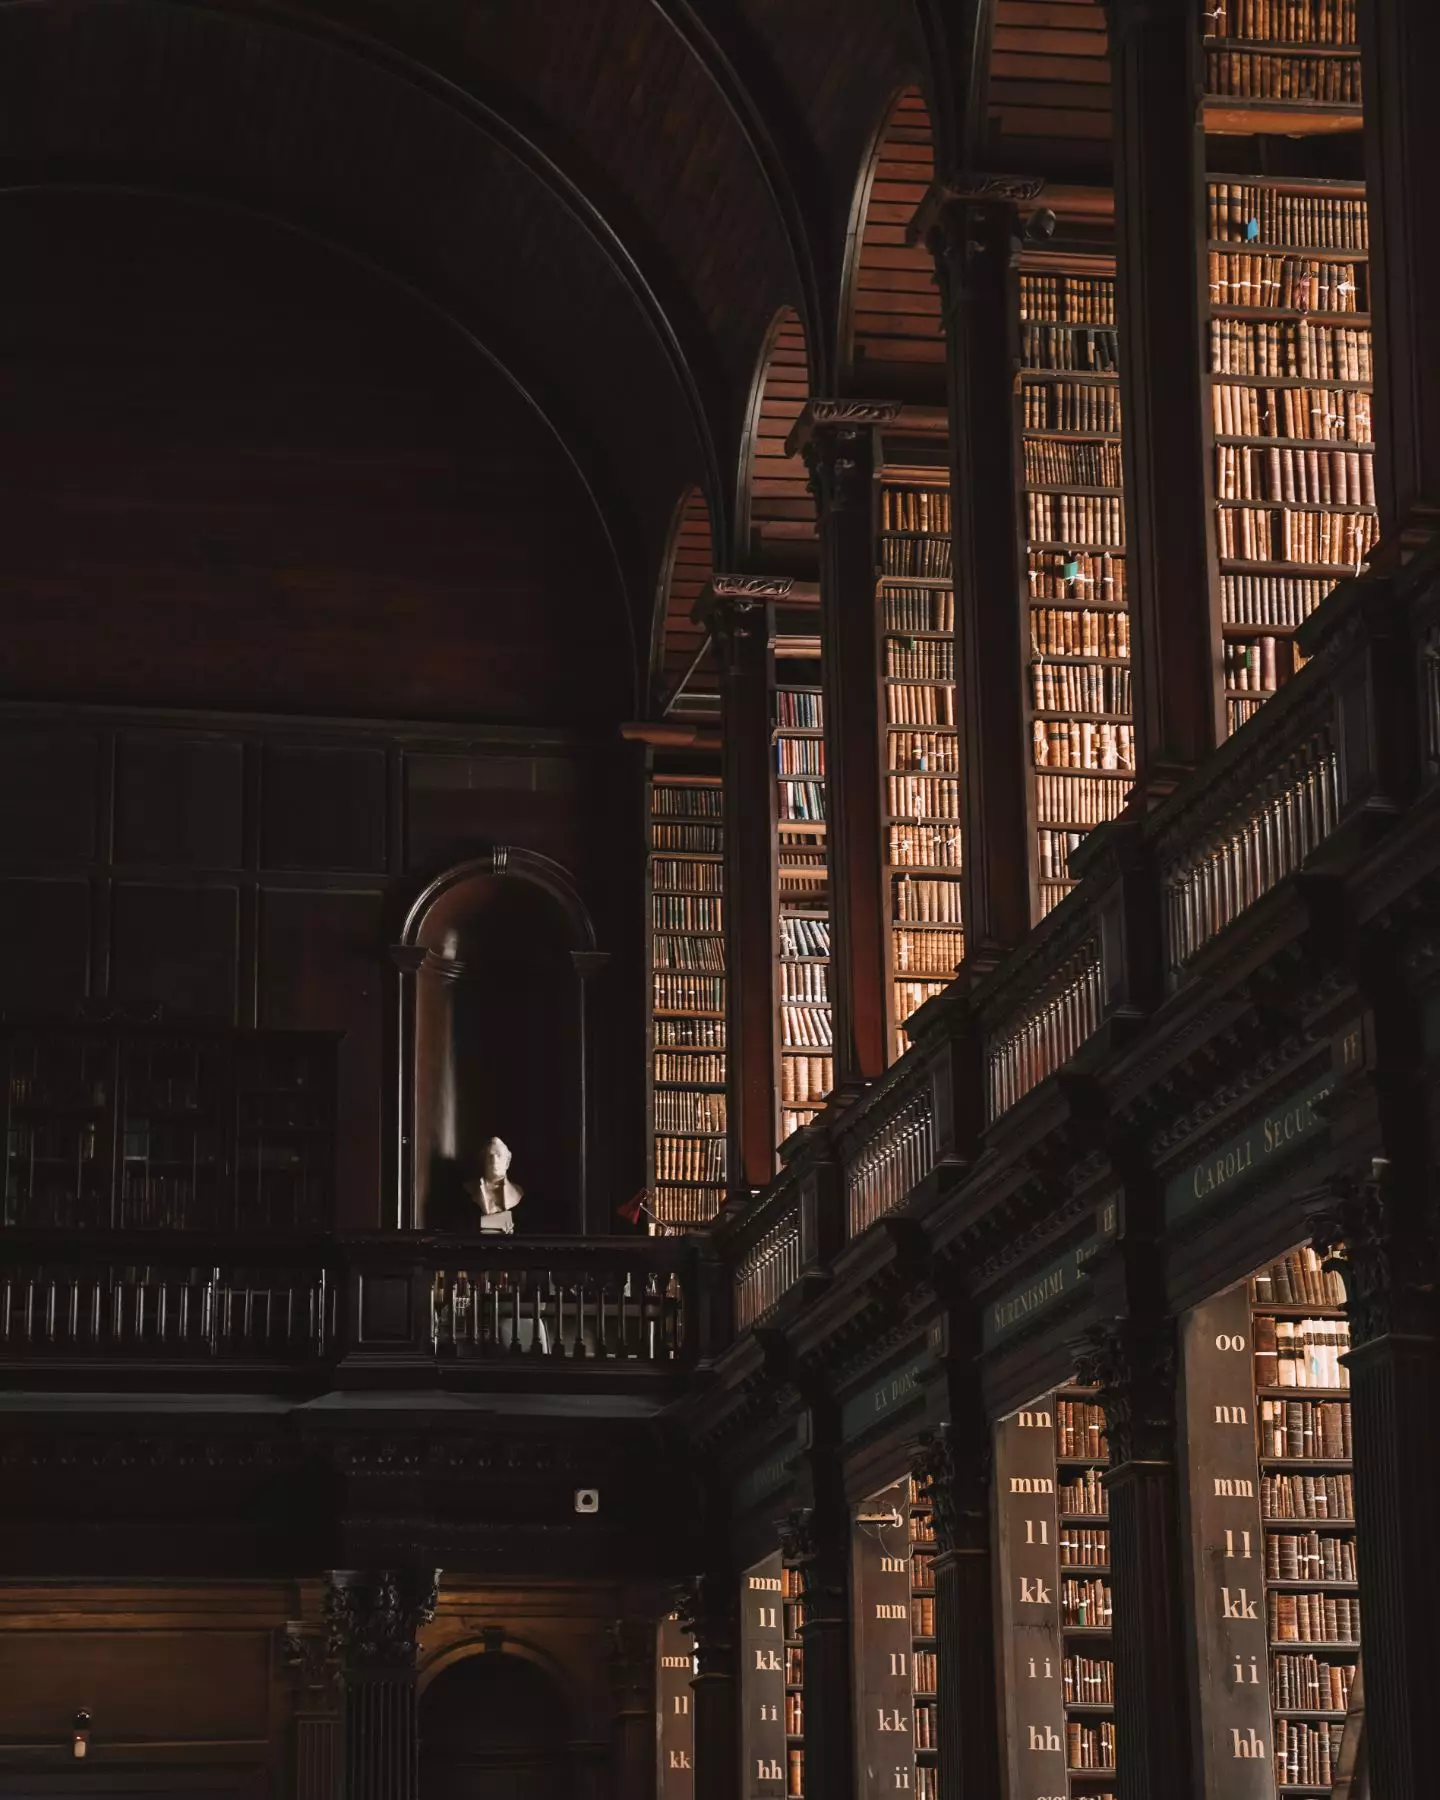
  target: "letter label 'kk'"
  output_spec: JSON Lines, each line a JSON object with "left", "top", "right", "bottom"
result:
{"left": 1221, "top": 1588, "right": 1258, "bottom": 1620}
{"left": 1019, "top": 1577, "right": 1052, "bottom": 1604}
{"left": 668, "top": 1751, "right": 691, "bottom": 1770}
{"left": 754, "top": 1649, "right": 781, "bottom": 1671}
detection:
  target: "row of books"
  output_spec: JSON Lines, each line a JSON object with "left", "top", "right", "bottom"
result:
{"left": 785, "top": 1692, "right": 803, "bottom": 1736}
{"left": 893, "top": 929, "right": 963, "bottom": 975}
{"left": 781, "top": 1108, "right": 820, "bottom": 1139}
{"left": 654, "top": 1136, "right": 726, "bottom": 1181}
{"left": 1028, "top": 550, "right": 1128, "bottom": 604}
{"left": 895, "top": 876, "right": 963, "bottom": 923}
{"left": 1020, "top": 274, "right": 1117, "bottom": 326}
{"left": 1216, "top": 443, "right": 1375, "bottom": 504}
{"left": 653, "top": 857, "right": 723, "bottom": 893}
{"left": 1204, "top": 49, "right": 1361, "bottom": 104}
{"left": 1038, "top": 829, "right": 1084, "bottom": 881}
{"left": 913, "top": 1700, "right": 937, "bottom": 1749}
{"left": 1254, "top": 1314, "right": 1351, "bottom": 1388}
{"left": 653, "top": 1051, "right": 724, "bottom": 1084}
{"left": 1208, "top": 183, "right": 1367, "bottom": 250}
{"left": 911, "top": 1595, "right": 936, "bottom": 1636}
{"left": 653, "top": 895, "right": 722, "bottom": 931}
{"left": 1064, "top": 1654, "right": 1115, "bottom": 1705}
{"left": 1271, "top": 1652, "right": 1355, "bottom": 1714}
{"left": 1266, "top": 1531, "right": 1357, "bottom": 1583}
{"left": 781, "top": 962, "right": 829, "bottom": 1001}
{"left": 1061, "top": 1577, "right": 1113, "bottom": 1628}
{"left": 1204, "top": 0, "right": 1358, "bottom": 44}
{"left": 1060, "top": 1526, "right": 1110, "bottom": 1566}
{"left": 913, "top": 1650, "right": 938, "bottom": 1692}
{"left": 883, "top": 585, "right": 954, "bottom": 633}
{"left": 1258, "top": 1398, "right": 1353, "bottom": 1460}
{"left": 888, "top": 730, "right": 960, "bottom": 773}
{"left": 1268, "top": 1591, "right": 1360, "bottom": 1644}
{"left": 780, "top": 917, "right": 830, "bottom": 959}
{"left": 888, "top": 776, "right": 961, "bottom": 819}
{"left": 655, "top": 1015, "right": 725, "bottom": 1048}
{"left": 654, "top": 1090, "right": 725, "bottom": 1133}
{"left": 1223, "top": 637, "right": 1287, "bottom": 693}
{"left": 1060, "top": 1468, "right": 1108, "bottom": 1516}
{"left": 650, "top": 1184, "right": 724, "bottom": 1223}
{"left": 777, "top": 851, "right": 827, "bottom": 894}
{"left": 1025, "top": 438, "right": 1124, "bottom": 489}
{"left": 1210, "top": 317, "right": 1371, "bottom": 381}
{"left": 652, "top": 786, "right": 721, "bottom": 820}
{"left": 888, "top": 824, "right": 963, "bottom": 869}
{"left": 781, "top": 1005, "right": 834, "bottom": 1049}
{"left": 1223, "top": 573, "right": 1332, "bottom": 628}
{"left": 882, "top": 487, "right": 951, "bottom": 535}
{"left": 1022, "top": 380, "right": 1123, "bottom": 435}
{"left": 887, "top": 683, "right": 956, "bottom": 725}
{"left": 1031, "top": 606, "right": 1130, "bottom": 658}
{"left": 1274, "top": 1720, "right": 1347, "bottom": 1791}
{"left": 1022, "top": 324, "right": 1119, "bottom": 373}
{"left": 1261, "top": 1472, "right": 1354, "bottom": 1519}
{"left": 1208, "top": 253, "right": 1366, "bottom": 313}
{"left": 882, "top": 537, "right": 953, "bottom": 579}
{"left": 1036, "top": 773, "right": 1129, "bottom": 829}
{"left": 778, "top": 779, "right": 826, "bottom": 822}
{"left": 896, "top": 979, "right": 948, "bottom": 1027}
{"left": 1255, "top": 1249, "right": 1347, "bottom": 1306}
{"left": 1026, "top": 493, "right": 1126, "bottom": 548}
{"left": 1212, "top": 383, "right": 1371, "bottom": 443}
{"left": 653, "top": 973, "right": 724, "bottom": 1013}
{"left": 1032, "top": 720, "right": 1137, "bottom": 771}
{"left": 776, "top": 694, "right": 824, "bottom": 739}
{"left": 886, "top": 639, "right": 955, "bottom": 681}
{"left": 1216, "top": 503, "right": 1379, "bottom": 567}
{"left": 911, "top": 1547, "right": 935, "bottom": 1587}
{"left": 1031, "top": 663, "right": 1132, "bottom": 716}
{"left": 777, "top": 737, "right": 825, "bottom": 774}
{"left": 651, "top": 822, "right": 723, "bottom": 854}
{"left": 654, "top": 937, "right": 725, "bottom": 972}
{"left": 1229, "top": 694, "right": 1265, "bottom": 734}
{"left": 1056, "top": 1399, "right": 1109, "bottom": 1459}
{"left": 1067, "top": 1721, "right": 1117, "bottom": 1771}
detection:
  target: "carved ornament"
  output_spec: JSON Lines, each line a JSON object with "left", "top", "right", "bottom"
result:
{"left": 1072, "top": 1317, "right": 1178, "bottom": 1467}
{"left": 324, "top": 1569, "right": 440, "bottom": 1674}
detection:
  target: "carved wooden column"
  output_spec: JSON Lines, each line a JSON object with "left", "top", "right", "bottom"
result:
{"left": 699, "top": 577, "right": 784, "bottom": 1195}
{"left": 779, "top": 1499, "right": 854, "bottom": 1800}
{"left": 324, "top": 1569, "right": 439, "bottom": 1800}
{"left": 608, "top": 1618, "right": 658, "bottom": 1800}
{"left": 676, "top": 1574, "right": 738, "bottom": 1800}
{"left": 911, "top": 1422, "right": 1001, "bottom": 1799}
{"left": 1105, "top": 0, "right": 1222, "bottom": 783}
{"left": 1360, "top": 0, "right": 1440, "bottom": 548}
{"left": 281, "top": 1624, "right": 341, "bottom": 1800}
{"left": 1313, "top": 1170, "right": 1440, "bottom": 1800}
{"left": 915, "top": 182, "right": 1035, "bottom": 958}
{"left": 1074, "top": 1319, "right": 1192, "bottom": 1800}
{"left": 787, "top": 402, "right": 897, "bottom": 1090}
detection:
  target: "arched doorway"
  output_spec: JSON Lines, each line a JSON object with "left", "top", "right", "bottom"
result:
{"left": 419, "top": 1650, "right": 574, "bottom": 1800}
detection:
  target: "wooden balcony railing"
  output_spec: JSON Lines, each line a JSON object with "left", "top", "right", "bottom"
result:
{"left": 985, "top": 932, "right": 1105, "bottom": 1122}
{"left": 732, "top": 1201, "right": 803, "bottom": 1330}
{"left": 428, "top": 1258, "right": 686, "bottom": 1362}
{"left": 843, "top": 1067, "right": 935, "bottom": 1238}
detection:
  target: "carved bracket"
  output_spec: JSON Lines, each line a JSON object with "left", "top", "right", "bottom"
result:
{"left": 1072, "top": 1317, "right": 1178, "bottom": 1468}
{"left": 324, "top": 1569, "right": 440, "bottom": 1675}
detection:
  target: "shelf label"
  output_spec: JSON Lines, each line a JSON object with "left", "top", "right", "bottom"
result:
{"left": 740, "top": 1551, "right": 788, "bottom": 1800}
{"left": 736, "top": 1422, "right": 805, "bottom": 1515}
{"left": 658, "top": 1615, "right": 696, "bottom": 1799}
{"left": 994, "top": 1403, "right": 1068, "bottom": 1798}
{"left": 983, "top": 1200, "right": 1118, "bottom": 1351}
{"left": 853, "top": 1479, "right": 919, "bottom": 1799}
{"left": 842, "top": 1348, "right": 932, "bottom": 1444}
{"left": 1164, "top": 1072, "right": 1333, "bottom": 1227}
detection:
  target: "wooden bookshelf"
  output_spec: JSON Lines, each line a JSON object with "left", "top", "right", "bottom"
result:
{"left": 1202, "top": 0, "right": 1362, "bottom": 138}
{"left": 772, "top": 634, "right": 833, "bottom": 1145}
{"left": 996, "top": 1384, "right": 1116, "bottom": 1799}
{"left": 1019, "top": 262, "right": 1134, "bottom": 917}
{"left": 877, "top": 478, "right": 963, "bottom": 1062}
{"left": 782, "top": 1562, "right": 806, "bottom": 1797}
{"left": 648, "top": 772, "right": 727, "bottom": 1227}
{"left": 742, "top": 1552, "right": 788, "bottom": 1799}
{"left": 853, "top": 1474, "right": 941, "bottom": 1799}
{"left": 657, "top": 1613, "right": 696, "bottom": 1797}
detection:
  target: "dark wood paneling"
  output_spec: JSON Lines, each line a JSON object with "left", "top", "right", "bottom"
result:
{"left": 0, "top": 730, "right": 98, "bottom": 865}
{"left": 0, "top": 878, "right": 91, "bottom": 1012}
{"left": 111, "top": 883, "right": 240, "bottom": 1025}
{"left": 261, "top": 745, "right": 387, "bottom": 874}
{"left": 0, "top": 1629, "right": 271, "bottom": 1739}
{"left": 404, "top": 753, "right": 582, "bottom": 877}
{"left": 258, "top": 887, "right": 385, "bottom": 1228}
{"left": 115, "top": 734, "right": 244, "bottom": 870}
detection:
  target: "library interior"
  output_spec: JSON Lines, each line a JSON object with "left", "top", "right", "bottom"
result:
{"left": 3, "top": 2, "right": 1440, "bottom": 1799}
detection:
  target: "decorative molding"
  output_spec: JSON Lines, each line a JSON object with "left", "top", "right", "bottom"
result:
{"left": 710, "top": 573, "right": 794, "bottom": 602}
{"left": 325, "top": 1570, "right": 440, "bottom": 1675}
{"left": 673, "top": 1573, "right": 736, "bottom": 1673}
{"left": 280, "top": 1626, "right": 340, "bottom": 1702}
{"left": 910, "top": 1428, "right": 960, "bottom": 1555}
{"left": 1072, "top": 1317, "right": 1178, "bottom": 1468}
{"left": 607, "top": 1617, "right": 655, "bottom": 1700}
{"left": 1309, "top": 1163, "right": 1438, "bottom": 1347}
{"left": 908, "top": 173, "right": 1047, "bottom": 245}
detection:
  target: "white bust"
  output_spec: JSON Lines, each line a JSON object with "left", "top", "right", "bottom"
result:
{"left": 464, "top": 1135, "right": 524, "bottom": 1233}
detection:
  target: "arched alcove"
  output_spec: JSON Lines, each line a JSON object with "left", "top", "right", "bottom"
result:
{"left": 651, "top": 487, "right": 719, "bottom": 718}
{"left": 420, "top": 1648, "right": 576, "bottom": 1800}
{"left": 397, "top": 851, "right": 603, "bottom": 1234}
{"left": 736, "top": 307, "right": 817, "bottom": 574}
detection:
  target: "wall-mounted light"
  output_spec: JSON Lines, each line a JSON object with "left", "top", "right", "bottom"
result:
{"left": 72, "top": 1711, "right": 91, "bottom": 1759}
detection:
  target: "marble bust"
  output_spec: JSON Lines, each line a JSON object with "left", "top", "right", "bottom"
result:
{"left": 464, "top": 1135, "right": 524, "bottom": 1233}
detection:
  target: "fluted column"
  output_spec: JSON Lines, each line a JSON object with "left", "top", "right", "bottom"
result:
{"left": 779, "top": 1502, "right": 854, "bottom": 1800}
{"left": 608, "top": 1618, "right": 658, "bottom": 1800}
{"left": 1075, "top": 1319, "right": 1192, "bottom": 1800}
{"left": 912, "top": 1420, "right": 1001, "bottom": 1800}
{"left": 788, "top": 402, "right": 898, "bottom": 1089}
{"left": 676, "top": 1574, "right": 738, "bottom": 1800}
{"left": 281, "top": 1624, "right": 341, "bottom": 1800}
{"left": 324, "top": 1569, "right": 439, "bottom": 1800}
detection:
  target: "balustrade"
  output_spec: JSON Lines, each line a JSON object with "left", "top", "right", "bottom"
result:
{"left": 733, "top": 1207, "right": 803, "bottom": 1329}
{"left": 844, "top": 1077, "right": 935, "bottom": 1238}
{"left": 428, "top": 1261, "right": 684, "bottom": 1361}
{"left": 985, "top": 937, "right": 1105, "bottom": 1121}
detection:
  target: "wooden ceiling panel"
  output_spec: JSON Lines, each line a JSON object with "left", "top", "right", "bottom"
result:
{"left": 655, "top": 489, "right": 719, "bottom": 716}
{"left": 743, "top": 311, "right": 817, "bottom": 569}
{"left": 988, "top": 0, "right": 1114, "bottom": 161}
